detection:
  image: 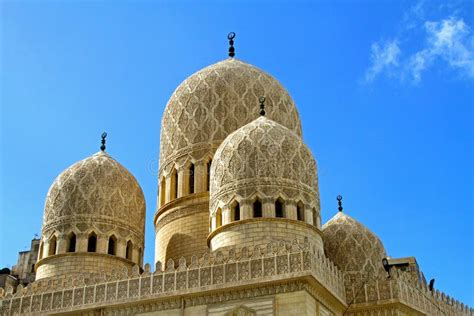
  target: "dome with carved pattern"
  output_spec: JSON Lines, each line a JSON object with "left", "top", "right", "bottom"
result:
{"left": 159, "top": 58, "right": 302, "bottom": 174}
{"left": 322, "top": 212, "right": 386, "bottom": 283}
{"left": 210, "top": 116, "right": 319, "bottom": 215}
{"left": 42, "top": 150, "right": 145, "bottom": 238}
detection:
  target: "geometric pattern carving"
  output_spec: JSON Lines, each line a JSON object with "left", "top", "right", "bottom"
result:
{"left": 42, "top": 151, "right": 145, "bottom": 238}
{"left": 322, "top": 211, "right": 387, "bottom": 297}
{"left": 210, "top": 116, "right": 318, "bottom": 214}
{"left": 159, "top": 58, "right": 302, "bottom": 176}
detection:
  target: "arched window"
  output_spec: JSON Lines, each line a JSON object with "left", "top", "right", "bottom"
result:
{"left": 297, "top": 202, "right": 305, "bottom": 221}
{"left": 48, "top": 235, "right": 57, "bottom": 256}
{"left": 67, "top": 232, "right": 76, "bottom": 252}
{"left": 170, "top": 168, "right": 179, "bottom": 200}
{"left": 87, "top": 232, "right": 97, "bottom": 252}
{"left": 126, "top": 240, "right": 133, "bottom": 260}
{"left": 206, "top": 160, "right": 212, "bottom": 191}
{"left": 233, "top": 202, "right": 240, "bottom": 221}
{"left": 160, "top": 177, "right": 166, "bottom": 206}
{"left": 275, "top": 198, "right": 284, "bottom": 218}
{"left": 189, "top": 163, "right": 195, "bottom": 194}
{"left": 216, "top": 208, "right": 222, "bottom": 228}
{"left": 138, "top": 248, "right": 142, "bottom": 266}
{"left": 253, "top": 199, "right": 262, "bottom": 218}
{"left": 108, "top": 235, "right": 117, "bottom": 255}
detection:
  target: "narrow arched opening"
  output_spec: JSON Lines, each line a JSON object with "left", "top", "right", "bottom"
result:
{"left": 67, "top": 232, "right": 76, "bottom": 252}
{"left": 313, "top": 208, "right": 320, "bottom": 228}
{"left": 275, "top": 198, "right": 285, "bottom": 218}
{"left": 232, "top": 201, "right": 240, "bottom": 221}
{"left": 297, "top": 202, "right": 305, "bottom": 221}
{"left": 206, "top": 160, "right": 212, "bottom": 191}
{"left": 171, "top": 168, "right": 178, "bottom": 200}
{"left": 189, "top": 163, "right": 195, "bottom": 194}
{"left": 253, "top": 199, "right": 262, "bottom": 218}
{"left": 87, "top": 232, "right": 97, "bottom": 252}
{"left": 48, "top": 236, "right": 57, "bottom": 256}
{"left": 126, "top": 240, "right": 133, "bottom": 260}
{"left": 108, "top": 235, "right": 117, "bottom": 255}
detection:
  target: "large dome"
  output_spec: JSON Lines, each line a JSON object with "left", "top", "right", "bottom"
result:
{"left": 208, "top": 116, "right": 321, "bottom": 252}
{"left": 43, "top": 151, "right": 145, "bottom": 236}
{"left": 210, "top": 116, "right": 318, "bottom": 214}
{"left": 322, "top": 212, "right": 386, "bottom": 283}
{"left": 159, "top": 58, "right": 302, "bottom": 173}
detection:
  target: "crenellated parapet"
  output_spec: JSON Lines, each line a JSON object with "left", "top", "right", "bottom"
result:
{"left": 0, "top": 239, "right": 346, "bottom": 315}
{"left": 345, "top": 269, "right": 473, "bottom": 315}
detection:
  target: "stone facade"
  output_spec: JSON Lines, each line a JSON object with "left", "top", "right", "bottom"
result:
{"left": 0, "top": 240, "right": 471, "bottom": 315}
{"left": 11, "top": 239, "right": 40, "bottom": 286}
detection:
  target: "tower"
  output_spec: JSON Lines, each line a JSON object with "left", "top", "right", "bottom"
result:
{"left": 155, "top": 56, "right": 302, "bottom": 265}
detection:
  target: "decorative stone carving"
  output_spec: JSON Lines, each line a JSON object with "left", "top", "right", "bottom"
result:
{"left": 159, "top": 58, "right": 302, "bottom": 176}
{"left": 210, "top": 117, "right": 318, "bottom": 217}
{"left": 322, "top": 211, "right": 387, "bottom": 297}
{"left": 43, "top": 151, "right": 145, "bottom": 236}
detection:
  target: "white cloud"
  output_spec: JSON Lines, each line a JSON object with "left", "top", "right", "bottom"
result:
{"left": 364, "top": 40, "right": 401, "bottom": 83}
{"left": 364, "top": 1, "right": 474, "bottom": 84}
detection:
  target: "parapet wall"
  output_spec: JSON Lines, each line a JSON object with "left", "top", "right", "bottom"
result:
{"left": 0, "top": 239, "right": 346, "bottom": 315}
{"left": 345, "top": 269, "right": 473, "bottom": 316}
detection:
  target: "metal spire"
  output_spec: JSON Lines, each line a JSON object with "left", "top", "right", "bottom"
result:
{"left": 259, "top": 96, "right": 266, "bottom": 116}
{"left": 228, "top": 32, "right": 236, "bottom": 58}
{"left": 100, "top": 132, "right": 107, "bottom": 151}
{"left": 337, "top": 195, "right": 343, "bottom": 212}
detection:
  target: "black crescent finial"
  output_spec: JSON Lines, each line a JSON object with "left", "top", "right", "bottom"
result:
{"left": 100, "top": 132, "right": 107, "bottom": 151}
{"left": 259, "top": 96, "right": 266, "bottom": 116}
{"left": 337, "top": 195, "right": 343, "bottom": 212}
{"left": 228, "top": 32, "right": 236, "bottom": 58}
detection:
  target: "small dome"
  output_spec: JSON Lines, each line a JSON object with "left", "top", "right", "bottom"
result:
{"left": 210, "top": 116, "right": 318, "bottom": 213}
{"left": 159, "top": 58, "right": 302, "bottom": 172}
{"left": 322, "top": 212, "right": 386, "bottom": 280}
{"left": 43, "top": 151, "right": 145, "bottom": 235}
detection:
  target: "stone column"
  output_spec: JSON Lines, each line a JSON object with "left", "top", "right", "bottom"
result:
{"left": 57, "top": 234, "right": 68, "bottom": 254}
{"left": 263, "top": 198, "right": 274, "bottom": 218}
{"left": 178, "top": 168, "right": 188, "bottom": 198}
{"left": 43, "top": 240, "right": 51, "bottom": 258}
{"left": 158, "top": 177, "right": 166, "bottom": 207}
{"left": 165, "top": 175, "right": 173, "bottom": 203}
{"left": 132, "top": 245, "right": 140, "bottom": 265}
{"left": 286, "top": 201, "right": 297, "bottom": 220}
{"left": 117, "top": 239, "right": 127, "bottom": 258}
{"left": 76, "top": 233, "right": 88, "bottom": 252}
{"left": 241, "top": 201, "right": 252, "bottom": 220}
{"left": 97, "top": 234, "right": 108, "bottom": 254}
{"left": 195, "top": 162, "right": 207, "bottom": 193}
{"left": 305, "top": 207, "right": 313, "bottom": 225}
{"left": 223, "top": 206, "right": 231, "bottom": 225}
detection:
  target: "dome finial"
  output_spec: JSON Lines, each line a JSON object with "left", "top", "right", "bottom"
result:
{"left": 228, "top": 32, "right": 236, "bottom": 58}
{"left": 259, "top": 96, "right": 266, "bottom": 116}
{"left": 337, "top": 195, "right": 343, "bottom": 212}
{"left": 100, "top": 132, "right": 107, "bottom": 151}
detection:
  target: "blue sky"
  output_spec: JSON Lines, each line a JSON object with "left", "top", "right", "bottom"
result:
{"left": 1, "top": 0, "right": 473, "bottom": 305}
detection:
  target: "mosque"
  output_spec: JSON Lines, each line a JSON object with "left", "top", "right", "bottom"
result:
{"left": 0, "top": 34, "right": 472, "bottom": 315}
